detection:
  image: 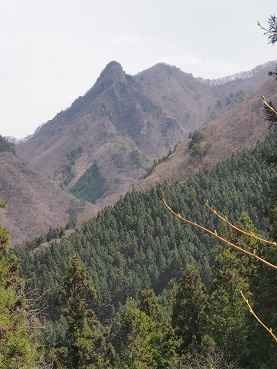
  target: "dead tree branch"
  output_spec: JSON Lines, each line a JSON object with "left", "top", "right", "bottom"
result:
{"left": 162, "top": 197, "right": 277, "bottom": 269}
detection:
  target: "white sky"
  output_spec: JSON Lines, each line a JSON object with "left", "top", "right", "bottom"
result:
{"left": 0, "top": 0, "right": 276, "bottom": 139}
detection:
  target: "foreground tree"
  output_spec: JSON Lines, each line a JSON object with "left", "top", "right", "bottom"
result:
{"left": 111, "top": 288, "right": 179, "bottom": 369}
{"left": 50, "top": 255, "right": 115, "bottom": 369}
{"left": 0, "top": 200, "right": 42, "bottom": 368}
{"left": 259, "top": 15, "right": 277, "bottom": 239}
{"left": 171, "top": 265, "right": 207, "bottom": 354}
{"left": 258, "top": 15, "right": 277, "bottom": 46}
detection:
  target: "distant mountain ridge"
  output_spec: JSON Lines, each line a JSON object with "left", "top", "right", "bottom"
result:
{"left": 1, "top": 60, "right": 276, "bottom": 243}
{"left": 17, "top": 61, "right": 276, "bottom": 195}
{"left": 135, "top": 75, "right": 276, "bottom": 192}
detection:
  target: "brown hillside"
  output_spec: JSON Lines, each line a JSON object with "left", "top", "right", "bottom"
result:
{"left": 16, "top": 61, "right": 276, "bottom": 207}
{"left": 0, "top": 152, "right": 96, "bottom": 245}
{"left": 134, "top": 77, "right": 276, "bottom": 192}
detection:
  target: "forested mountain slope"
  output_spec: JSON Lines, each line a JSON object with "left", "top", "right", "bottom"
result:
{"left": 16, "top": 128, "right": 275, "bottom": 321}
{"left": 2, "top": 13, "right": 277, "bottom": 366}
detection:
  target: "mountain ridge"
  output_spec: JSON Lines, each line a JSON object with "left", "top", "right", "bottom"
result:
{"left": 135, "top": 76, "right": 276, "bottom": 191}
{"left": 1, "top": 60, "right": 276, "bottom": 243}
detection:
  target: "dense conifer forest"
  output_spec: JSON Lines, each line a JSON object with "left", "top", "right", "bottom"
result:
{"left": 16, "top": 133, "right": 273, "bottom": 310}
{"left": 6, "top": 126, "right": 275, "bottom": 368}
{"left": 1, "top": 119, "right": 277, "bottom": 368}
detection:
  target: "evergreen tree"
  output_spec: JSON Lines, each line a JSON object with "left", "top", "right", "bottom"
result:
{"left": 171, "top": 265, "right": 207, "bottom": 354}
{"left": 111, "top": 291, "right": 179, "bottom": 369}
{"left": 251, "top": 17, "right": 277, "bottom": 366}
{"left": 111, "top": 297, "right": 160, "bottom": 369}
{"left": 50, "top": 255, "right": 115, "bottom": 369}
{"left": 200, "top": 248, "right": 251, "bottom": 364}
{"left": 0, "top": 200, "right": 41, "bottom": 368}
{"left": 259, "top": 15, "right": 277, "bottom": 240}
{"left": 139, "top": 287, "right": 180, "bottom": 367}
{"left": 248, "top": 248, "right": 277, "bottom": 368}
{"left": 198, "top": 213, "right": 264, "bottom": 367}
{"left": 139, "top": 287, "right": 164, "bottom": 322}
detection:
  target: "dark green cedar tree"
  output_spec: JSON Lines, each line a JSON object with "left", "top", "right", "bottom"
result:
{"left": 50, "top": 255, "right": 115, "bottom": 369}
{"left": 171, "top": 265, "right": 207, "bottom": 354}
{"left": 111, "top": 290, "right": 179, "bottom": 369}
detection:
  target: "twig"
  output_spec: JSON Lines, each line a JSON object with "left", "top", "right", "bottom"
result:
{"left": 205, "top": 202, "right": 277, "bottom": 246}
{"left": 240, "top": 291, "right": 277, "bottom": 343}
{"left": 162, "top": 197, "right": 277, "bottom": 270}
{"left": 262, "top": 96, "right": 277, "bottom": 116}
{"left": 257, "top": 21, "right": 277, "bottom": 35}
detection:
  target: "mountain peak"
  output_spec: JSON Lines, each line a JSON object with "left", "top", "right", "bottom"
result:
{"left": 90, "top": 61, "right": 128, "bottom": 96}
{"left": 105, "top": 60, "right": 122, "bottom": 70}
{"left": 99, "top": 60, "right": 125, "bottom": 81}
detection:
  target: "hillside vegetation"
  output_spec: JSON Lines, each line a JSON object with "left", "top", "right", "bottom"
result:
{"left": 17, "top": 128, "right": 275, "bottom": 311}
{"left": 0, "top": 151, "right": 88, "bottom": 245}
{"left": 11, "top": 125, "right": 277, "bottom": 368}
{"left": 135, "top": 75, "right": 276, "bottom": 191}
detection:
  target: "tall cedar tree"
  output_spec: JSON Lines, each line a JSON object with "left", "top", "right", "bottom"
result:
{"left": 199, "top": 213, "right": 260, "bottom": 367}
{"left": 50, "top": 255, "right": 116, "bottom": 369}
{"left": 171, "top": 265, "right": 207, "bottom": 354}
{"left": 261, "top": 15, "right": 277, "bottom": 238}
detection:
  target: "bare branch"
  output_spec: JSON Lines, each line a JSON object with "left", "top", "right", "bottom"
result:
{"left": 258, "top": 17, "right": 277, "bottom": 44}
{"left": 162, "top": 197, "right": 277, "bottom": 270}
{"left": 173, "top": 347, "right": 240, "bottom": 368}
{"left": 240, "top": 291, "right": 277, "bottom": 343}
{"left": 257, "top": 21, "right": 277, "bottom": 35}
{"left": 205, "top": 202, "right": 277, "bottom": 246}
{"left": 262, "top": 96, "right": 277, "bottom": 116}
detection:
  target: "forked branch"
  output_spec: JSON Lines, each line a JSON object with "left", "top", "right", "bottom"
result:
{"left": 258, "top": 21, "right": 277, "bottom": 35}
{"left": 258, "top": 16, "right": 277, "bottom": 44}
{"left": 205, "top": 202, "right": 277, "bottom": 246}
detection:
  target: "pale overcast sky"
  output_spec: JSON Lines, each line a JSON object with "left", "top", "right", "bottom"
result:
{"left": 0, "top": 0, "right": 276, "bottom": 139}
